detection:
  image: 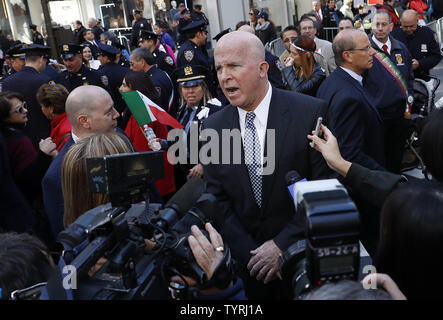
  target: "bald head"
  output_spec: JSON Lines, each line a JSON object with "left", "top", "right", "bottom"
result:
{"left": 66, "top": 86, "right": 118, "bottom": 136}
{"left": 238, "top": 24, "right": 255, "bottom": 35}
{"left": 216, "top": 31, "right": 265, "bottom": 63}
{"left": 214, "top": 31, "right": 269, "bottom": 111}
{"left": 400, "top": 10, "right": 418, "bottom": 35}
{"left": 402, "top": 9, "right": 418, "bottom": 22}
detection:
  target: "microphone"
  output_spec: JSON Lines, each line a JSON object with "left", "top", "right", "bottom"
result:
{"left": 165, "top": 178, "right": 206, "bottom": 217}
{"left": 153, "top": 178, "right": 206, "bottom": 230}
{"left": 286, "top": 170, "right": 302, "bottom": 186}
{"left": 285, "top": 170, "right": 306, "bottom": 201}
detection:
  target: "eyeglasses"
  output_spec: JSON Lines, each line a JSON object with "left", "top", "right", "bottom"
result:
{"left": 347, "top": 45, "right": 372, "bottom": 52}
{"left": 10, "top": 101, "right": 26, "bottom": 115}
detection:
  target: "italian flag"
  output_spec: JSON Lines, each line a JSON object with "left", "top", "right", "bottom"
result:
{"left": 121, "top": 90, "right": 183, "bottom": 129}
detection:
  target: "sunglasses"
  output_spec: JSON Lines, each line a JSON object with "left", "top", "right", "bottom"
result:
{"left": 10, "top": 101, "right": 27, "bottom": 115}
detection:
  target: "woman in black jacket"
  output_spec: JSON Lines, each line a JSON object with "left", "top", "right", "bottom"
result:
{"left": 282, "top": 35, "right": 326, "bottom": 97}
{"left": 255, "top": 11, "right": 277, "bottom": 46}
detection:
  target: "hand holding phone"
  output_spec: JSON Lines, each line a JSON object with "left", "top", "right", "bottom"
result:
{"left": 310, "top": 117, "right": 323, "bottom": 148}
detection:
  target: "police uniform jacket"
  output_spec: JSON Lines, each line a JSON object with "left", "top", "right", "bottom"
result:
{"left": 265, "top": 50, "right": 286, "bottom": 89}
{"left": 391, "top": 26, "right": 442, "bottom": 79}
{"left": 2, "top": 66, "right": 53, "bottom": 147}
{"left": 176, "top": 100, "right": 221, "bottom": 155}
{"left": 177, "top": 40, "right": 214, "bottom": 93}
{"left": 147, "top": 65, "right": 175, "bottom": 114}
{"left": 191, "top": 11, "right": 209, "bottom": 24}
{"left": 153, "top": 47, "right": 175, "bottom": 78}
{"left": 99, "top": 62, "right": 129, "bottom": 115}
{"left": 32, "top": 31, "right": 44, "bottom": 45}
{"left": 55, "top": 63, "right": 110, "bottom": 93}
{"left": 370, "top": 34, "right": 414, "bottom": 92}
{"left": 1, "top": 67, "right": 16, "bottom": 81}
{"left": 131, "top": 18, "right": 152, "bottom": 48}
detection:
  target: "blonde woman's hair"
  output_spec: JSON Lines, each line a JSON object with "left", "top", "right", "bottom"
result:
{"left": 178, "top": 81, "right": 212, "bottom": 112}
{"left": 61, "top": 133, "right": 131, "bottom": 227}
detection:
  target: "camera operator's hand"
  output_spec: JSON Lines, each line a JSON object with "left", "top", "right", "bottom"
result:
{"left": 248, "top": 240, "right": 282, "bottom": 284}
{"left": 307, "top": 124, "right": 352, "bottom": 177}
{"left": 169, "top": 223, "right": 230, "bottom": 296}
{"left": 361, "top": 273, "right": 407, "bottom": 300}
{"left": 188, "top": 223, "right": 225, "bottom": 280}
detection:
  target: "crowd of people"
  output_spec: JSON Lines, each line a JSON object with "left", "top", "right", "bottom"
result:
{"left": 0, "top": 0, "right": 442, "bottom": 301}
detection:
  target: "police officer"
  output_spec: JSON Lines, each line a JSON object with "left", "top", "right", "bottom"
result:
{"left": 177, "top": 8, "right": 193, "bottom": 46}
{"left": 131, "top": 9, "right": 152, "bottom": 49}
{"left": 30, "top": 24, "right": 44, "bottom": 45}
{"left": 138, "top": 30, "right": 175, "bottom": 78}
{"left": 56, "top": 43, "right": 110, "bottom": 93}
{"left": 392, "top": 9, "right": 442, "bottom": 80}
{"left": 173, "top": 64, "right": 221, "bottom": 188}
{"left": 177, "top": 20, "right": 216, "bottom": 96}
{"left": 366, "top": 11, "right": 415, "bottom": 173}
{"left": 130, "top": 47, "right": 177, "bottom": 117}
{"left": 97, "top": 43, "right": 129, "bottom": 127}
{"left": 2, "top": 44, "right": 53, "bottom": 147}
{"left": 2, "top": 44, "right": 26, "bottom": 81}
{"left": 191, "top": 5, "right": 209, "bottom": 25}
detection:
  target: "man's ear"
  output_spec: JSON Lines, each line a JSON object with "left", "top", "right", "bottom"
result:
{"left": 342, "top": 51, "right": 353, "bottom": 64}
{"left": 259, "top": 61, "right": 269, "bottom": 78}
{"left": 77, "top": 114, "right": 90, "bottom": 129}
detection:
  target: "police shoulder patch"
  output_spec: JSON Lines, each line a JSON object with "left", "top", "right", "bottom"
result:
{"left": 184, "top": 50, "right": 194, "bottom": 62}
{"left": 165, "top": 55, "right": 174, "bottom": 66}
{"left": 275, "top": 59, "right": 283, "bottom": 71}
{"left": 101, "top": 75, "right": 109, "bottom": 86}
{"left": 48, "top": 80, "right": 56, "bottom": 85}
{"left": 155, "top": 86, "right": 162, "bottom": 97}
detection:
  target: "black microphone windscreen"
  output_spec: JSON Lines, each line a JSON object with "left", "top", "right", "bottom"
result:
{"left": 165, "top": 178, "right": 205, "bottom": 217}
{"left": 286, "top": 170, "right": 301, "bottom": 186}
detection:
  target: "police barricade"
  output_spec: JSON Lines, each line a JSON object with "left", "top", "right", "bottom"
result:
{"left": 323, "top": 27, "right": 339, "bottom": 42}
{"left": 265, "top": 38, "right": 286, "bottom": 58}
{"left": 110, "top": 27, "right": 132, "bottom": 53}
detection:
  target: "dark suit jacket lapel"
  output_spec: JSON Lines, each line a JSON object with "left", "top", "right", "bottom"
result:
{"left": 261, "top": 89, "right": 290, "bottom": 213}
{"left": 336, "top": 67, "right": 382, "bottom": 123}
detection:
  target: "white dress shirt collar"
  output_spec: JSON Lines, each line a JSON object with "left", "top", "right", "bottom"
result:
{"left": 237, "top": 82, "right": 272, "bottom": 164}
{"left": 372, "top": 35, "right": 391, "bottom": 55}
{"left": 340, "top": 66, "right": 363, "bottom": 86}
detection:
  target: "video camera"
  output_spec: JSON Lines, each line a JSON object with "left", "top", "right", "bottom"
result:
{"left": 46, "top": 151, "right": 234, "bottom": 300}
{"left": 279, "top": 179, "right": 360, "bottom": 299}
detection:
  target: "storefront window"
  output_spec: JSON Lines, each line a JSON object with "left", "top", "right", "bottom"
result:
{"left": 5, "top": 0, "right": 31, "bottom": 43}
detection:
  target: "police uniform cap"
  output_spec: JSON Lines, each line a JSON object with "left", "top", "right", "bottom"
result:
{"left": 29, "top": 24, "right": 37, "bottom": 30}
{"left": 213, "top": 28, "right": 231, "bottom": 41}
{"left": 174, "top": 65, "right": 206, "bottom": 87}
{"left": 181, "top": 20, "right": 206, "bottom": 33}
{"left": 59, "top": 43, "right": 82, "bottom": 59}
{"left": 194, "top": 4, "right": 202, "bottom": 10}
{"left": 23, "top": 44, "right": 51, "bottom": 57}
{"left": 133, "top": 9, "right": 142, "bottom": 15}
{"left": 97, "top": 43, "right": 120, "bottom": 56}
{"left": 6, "top": 43, "right": 26, "bottom": 59}
{"left": 139, "top": 30, "right": 158, "bottom": 43}
{"left": 181, "top": 8, "right": 191, "bottom": 15}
